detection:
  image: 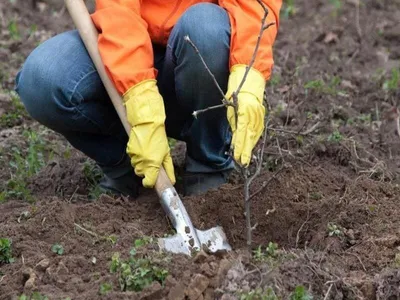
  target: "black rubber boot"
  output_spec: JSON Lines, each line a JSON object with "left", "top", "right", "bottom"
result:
{"left": 98, "top": 156, "right": 141, "bottom": 199}
{"left": 182, "top": 171, "right": 230, "bottom": 196}
{"left": 99, "top": 172, "right": 141, "bottom": 198}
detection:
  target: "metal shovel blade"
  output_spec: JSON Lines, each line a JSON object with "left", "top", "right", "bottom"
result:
{"left": 157, "top": 187, "right": 232, "bottom": 256}
{"left": 158, "top": 226, "right": 232, "bottom": 255}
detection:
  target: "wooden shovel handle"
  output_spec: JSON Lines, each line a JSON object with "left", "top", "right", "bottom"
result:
{"left": 64, "top": 0, "right": 173, "bottom": 196}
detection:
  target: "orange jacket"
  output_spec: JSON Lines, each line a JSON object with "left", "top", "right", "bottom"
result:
{"left": 91, "top": 0, "right": 282, "bottom": 96}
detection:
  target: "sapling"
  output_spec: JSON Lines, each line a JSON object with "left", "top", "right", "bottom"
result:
{"left": 185, "top": 0, "right": 276, "bottom": 250}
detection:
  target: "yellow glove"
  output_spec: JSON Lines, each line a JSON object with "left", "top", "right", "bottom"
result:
{"left": 123, "top": 80, "right": 176, "bottom": 188}
{"left": 226, "top": 65, "right": 266, "bottom": 166}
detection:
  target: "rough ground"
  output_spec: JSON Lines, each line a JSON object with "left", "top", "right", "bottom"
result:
{"left": 1, "top": 0, "right": 400, "bottom": 299}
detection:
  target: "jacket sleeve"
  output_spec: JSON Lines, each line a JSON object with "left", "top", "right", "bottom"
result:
{"left": 219, "top": 0, "right": 282, "bottom": 81}
{"left": 91, "top": 0, "right": 156, "bottom": 95}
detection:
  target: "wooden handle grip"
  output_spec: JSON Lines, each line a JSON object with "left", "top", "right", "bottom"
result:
{"left": 64, "top": 0, "right": 174, "bottom": 194}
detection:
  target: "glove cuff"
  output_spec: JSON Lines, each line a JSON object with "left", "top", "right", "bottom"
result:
{"left": 227, "top": 64, "right": 266, "bottom": 103}
{"left": 123, "top": 79, "right": 166, "bottom": 127}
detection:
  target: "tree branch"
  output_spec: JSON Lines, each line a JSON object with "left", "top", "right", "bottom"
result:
{"left": 184, "top": 35, "right": 230, "bottom": 105}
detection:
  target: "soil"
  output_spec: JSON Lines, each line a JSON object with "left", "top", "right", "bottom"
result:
{"left": 1, "top": 0, "right": 400, "bottom": 299}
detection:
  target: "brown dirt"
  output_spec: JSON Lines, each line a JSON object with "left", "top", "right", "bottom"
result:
{"left": 1, "top": 0, "right": 400, "bottom": 299}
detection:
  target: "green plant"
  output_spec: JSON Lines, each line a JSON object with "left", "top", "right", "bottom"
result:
{"left": 304, "top": 79, "right": 324, "bottom": 93}
{"left": 134, "top": 237, "right": 153, "bottom": 248}
{"left": 357, "top": 113, "right": 372, "bottom": 125}
{"left": 0, "top": 238, "right": 15, "bottom": 264}
{"left": 239, "top": 287, "right": 278, "bottom": 300}
{"left": 0, "top": 92, "right": 28, "bottom": 127}
{"left": 83, "top": 159, "right": 106, "bottom": 199}
{"left": 383, "top": 68, "right": 400, "bottom": 91}
{"left": 304, "top": 76, "right": 344, "bottom": 96}
{"left": 327, "top": 223, "right": 342, "bottom": 237}
{"left": 51, "top": 243, "right": 64, "bottom": 255}
{"left": 290, "top": 285, "right": 313, "bottom": 300}
{"left": 268, "top": 73, "right": 281, "bottom": 87}
{"left": 253, "top": 242, "right": 279, "bottom": 261}
{"left": 110, "top": 251, "right": 168, "bottom": 292}
{"left": 329, "top": 0, "right": 342, "bottom": 17}
{"left": 18, "top": 292, "right": 49, "bottom": 300}
{"left": 1, "top": 130, "right": 48, "bottom": 202}
{"left": 282, "top": 0, "right": 296, "bottom": 18}
{"left": 8, "top": 20, "right": 21, "bottom": 40}
{"left": 99, "top": 282, "right": 113, "bottom": 295}
{"left": 327, "top": 130, "right": 343, "bottom": 143}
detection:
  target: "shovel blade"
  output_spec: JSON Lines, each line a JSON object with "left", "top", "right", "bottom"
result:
{"left": 158, "top": 234, "right": 192, "bottom": 256}
{"left": 196, "top": 226, "right": 232, "bottom": 253}
{"left": 158, "top": 226, "right": 231, "bottom": 256}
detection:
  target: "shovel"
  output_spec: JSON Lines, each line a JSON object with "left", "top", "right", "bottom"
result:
{"left": 64, "top": 0, "right": 232, "bottom": 256}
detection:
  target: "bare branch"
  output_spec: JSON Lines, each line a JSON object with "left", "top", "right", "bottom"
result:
{"left": 248, "top": 164, "right": 285, "bottom": 201}
{"left": 184, "top": 35, "right": 230, "bottom": 105}
{"left": 234, "top": 0, "right": 274, "bottom": 96}
{"left": 192, "top": 103, "right": 228, "bottom": 119}
{"left": 268, "top": 121, "right": 321, "bottom": 136}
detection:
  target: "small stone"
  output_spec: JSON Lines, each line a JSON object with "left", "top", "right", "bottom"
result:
{"left": 197, "top": 295, "right": 204, "bottom": 300}
{"left": 168, "top": 282, "right": 185, "bottom": 300}
{"left": 194, "top": 250, "right": 209, "bottom": 264}
{"left": 23, "top": 268, "right": 37, "bottom": 291}
{"left": 24, "top": 276, "right": 37, "bottom": 290}
{"left": 185, "top": 274, "right": 210, "bottom": 300}
{"left": 36, "top": 258, "right": 50, "bottom": 271}
{"left": 346, "top": 229, "right": 355, "bottom": 240}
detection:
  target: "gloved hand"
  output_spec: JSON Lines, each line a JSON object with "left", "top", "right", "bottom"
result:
{"left": 123, "top": 80, "right": 176, "bottom": 188}
{"left": 226, "top": 65, "right": 266, "bottom": 166}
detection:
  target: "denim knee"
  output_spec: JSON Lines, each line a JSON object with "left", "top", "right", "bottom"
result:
{"left": 15, "top": 30, "right": 98, "bottom": 132}
{"left": 173, "top": 3, "right": 231, "bottom": 71}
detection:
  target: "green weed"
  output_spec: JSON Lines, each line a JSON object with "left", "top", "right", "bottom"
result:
{"left": 8, "top": 20, "right": 20, "bottom": 40}
{"left": 83, "top": 159, "right": 105, "bottom": 199}
{"left": 0, "top": 92, "right": 27, "bottom": 128}
{"left": 329, "top": 0, "right": 342, "bottom": 17}
{"left": 99, "top": 282, "right": 113, "bottom": 295}
{"left": 327, "top": 130, "right": 343, "bottom": 143}
{"left": 239, "top": 287, "right": 278, "bottom": 300}
{"left": 253, "top": 242, "right": 279, "bottom": 262}
{"left": 290, "top": 286, "right": 313, "bottom": 300}
{"left": 282, "top": 0, "right": 296, "bottom": 18}
{"left": 310, "top": 192, "right": 323, "bottom": 200}
{"left": 1, "top": 130, "right": 47, "bottom": 202}
{"left": 304, "top": 76, "right": 344, "bottom": 96}
{"left": 383, "top": 68, "right": 400, "bottom": 91}
{"left": 327, "top": 223, "right": 342, "bottom": 237}
{"left": 109, "top": 237, "right": 167, "bottom": 292}
{"left": 28, "top": 24, "right": 37, "bottom": 37}
{"left": 110, "top": 252, "right": 168, "bottom": 292}
{"left": 0, "top": 238, "right": 15, "bottom": 264}
{"left": 51, "top": 243, "right": 64, "bottom": 255}
{"left": 268, "top": 74, "right": 281, "bottom": 87}
{"left": 18, "top": 292, "right": 49, "bottom": 300}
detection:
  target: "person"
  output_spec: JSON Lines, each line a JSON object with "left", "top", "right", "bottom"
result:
{"left": 15, "top": 0, "right": 281, "bottom": 198}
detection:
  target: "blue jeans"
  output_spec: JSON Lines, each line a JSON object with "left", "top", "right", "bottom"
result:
{"left": 15, "top": 3, "right": 233, "bottom": 181}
